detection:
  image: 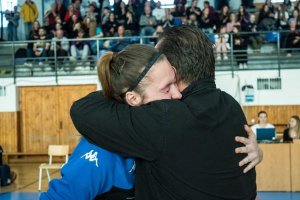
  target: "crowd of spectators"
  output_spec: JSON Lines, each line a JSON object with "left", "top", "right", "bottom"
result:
{"left": 7, "top": 0, "right": 300, "bottom": 69}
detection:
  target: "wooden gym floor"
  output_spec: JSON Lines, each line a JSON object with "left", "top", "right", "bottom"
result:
{"left": 0, "top": 161, "right": 300, "bottom": 200}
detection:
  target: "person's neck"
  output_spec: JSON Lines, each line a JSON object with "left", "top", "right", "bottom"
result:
{"left": 177, "top": 81, "right": 188, "bottom": 92}
{"left": 259, "top": 123, "right": 268, "bottom": 127}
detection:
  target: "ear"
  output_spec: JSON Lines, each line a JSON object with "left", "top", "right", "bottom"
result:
{"left": 124, "top": 91, "right": 143, "bottom": 106}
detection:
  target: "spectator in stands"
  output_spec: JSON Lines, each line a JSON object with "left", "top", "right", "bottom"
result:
{"left": 226, "top": 13, "right": 240, "bottom": 33}
{"left": 103, "top": 12, "right": 119, "bottom": 37}
{"left": 101, "top": 7, "right": 111, "bottom": 26}
{"left": 70, "top": 29, "right": 90, "bottom": 62}
{"left": 217, "top": 5, "right": 230, "bottom": 29}
{"left": 109, "top": 25, "right": 132, "bottom": 52}
{"left": 83, "top": 4, "right": 98, "bottom": 37}
{"left": 237, "top": 5, "right": 250, "bottom": 31}
{"left": 124, "top": 11, "right": 138, "bottom": 36}
{"left": 73, "top": 0, "right": 85, "bottom": 18}
{"left": 275, "top": 4, "right": 289, "bottom": 30}
{"left": 161, "top": 8, "right": 174, "bottom": 29}
{"left": 152, "top": 1, "right": 165, "bottom": 24}
{"left": 28, "top": 20, "right": 40, "bottom": 40}
{"left": 173, "top": 0, "right": 186, "bottom": 17}
{"left": 139, "top": 6, "right": 157, "bottom": 44}
{"left": 90, "top": 25, "right": 104, "bottom": 55}
{"left": 282, "top": 0, "right": 294, "bottom": 14}
{"left": 251, "top": 111, "right": 275, "bottom": 135}
{"left": 49, "top": 29, "right": 69, "bottom": 68}
{"left": 283, "top": 115, "right": 300, "bottom": 142}
{"left": 215, "top": 25, "right": 229, "bottom": 60}
{"left": 187, "top": 13, "right": 200, "bottom": 28}
{"left": 285, "top": 18, "right": 300, "bottom": 57}
{"left": 113, "top": 0, "right": 122, "bottom": 20}
{"left": 126, "top": 0, "right": 136, "bottom": 17}
{"left": 64, "top": 4, "right": 79, "bottom": 24}
{"left": 232, "top": 25, "right": 248, "bottom": 69}
{"left": 265, "top": 0, "right": 275, "bottom": 13}
{"left": 26, "top": 20, "right": 41, "bottom": 54}
{"left": 116, "top": 1, "right": 127, "bottom": 24}
{"left": 133, "top": 0, "right": 147, "bottom": 19}
{"left": 199, "top": 7, "right": 215, "bottom": 34}
{"left": 20, "top": 0, "right": 39, "bottom": 40}
{"left": 66, "top": 14, "right": 83, "bottom": 38}
{"left": 55, "top": 0, "right": 67, "bottom": 21}
{"left": 246, "top": 14, "right": 264, "bottom": 50}
{"left": 30, "top": 27, "right": 51, "bottom": 64}
{"left": 44, "top": 4, "right": 58, "bottom": 32}
{"left": 289, "top": 9, "right": 300, "bottom": 27}
{"left": 258, "top": 4, "right": 276, "bottom": 31}
{"left": 186, "top": 0, "right": 201, "bottom": 21}
{"left": 203, "top": 1, "right": 216, "bottom": 18}
{"left": 49, "top": 22, "right": 63, "bottom": 38}
{"left": 4, "top": 6, "right": 20, "bottom": 41}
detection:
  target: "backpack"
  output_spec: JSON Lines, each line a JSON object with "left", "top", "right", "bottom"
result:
{"left": 0, "top": 164, "right": 12, "bottom": 186}
{"left": 15, "top": 48, "right": 27, "bottom": 58}
{"left": 0, "top": 146, "right": 13, "bottom": 186}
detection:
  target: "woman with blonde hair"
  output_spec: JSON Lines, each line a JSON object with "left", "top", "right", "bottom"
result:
{"left": 283, "top": 115, "right": 300, "bottom": 142}
{"left": 40, "top": 44, "right": 181, "bottom": 200}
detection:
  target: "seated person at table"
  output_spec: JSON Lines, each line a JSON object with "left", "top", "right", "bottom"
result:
{"left": 251, "top": 111, "right": 275, "bottom": 134}
{"left": 283, "top": 115, "right": 300, "bottom": 142}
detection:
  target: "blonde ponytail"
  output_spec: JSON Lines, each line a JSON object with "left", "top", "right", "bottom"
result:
{"left": 97, "top": 52, "right": 114, "bottom": 99}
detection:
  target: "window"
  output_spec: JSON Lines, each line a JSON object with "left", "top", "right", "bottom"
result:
{"left": 257, "top": 78, "right": 282, "bottom": 90}
{"left": 0, "top": 85, "right": 6, "bottom": 96}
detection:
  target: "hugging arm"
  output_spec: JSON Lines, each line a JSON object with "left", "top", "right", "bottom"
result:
{"left": 235, "top": 125, "right": 263, "bottom": 173}
{"left": 70, "top": 91, "right": 163, "bottom": 160}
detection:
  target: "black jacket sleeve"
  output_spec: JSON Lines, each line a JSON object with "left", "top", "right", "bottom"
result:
{"left": 70, "top": 91, "right": 168, "bottom": 161}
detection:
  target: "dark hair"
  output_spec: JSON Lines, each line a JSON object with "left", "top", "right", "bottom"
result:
{"left": 97, "top": 44, "right": 164, "bottom": 101}
{"left": 258, "top": 111, "right": 267, "bottom": 117}
{"left": 157, "top": 25, "right": 215, "bottom": 84}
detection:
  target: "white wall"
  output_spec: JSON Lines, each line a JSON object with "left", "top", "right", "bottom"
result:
{"left": 1, "top": 69, "right": 299, "bottom": 112}
{"left": 215, "top": 69, "right": 300, "bottom": 106}
{"left": 0, "top": 79, "right": 18, "bottom": 112}
{"left": 0, "top": 75, "right": 99, "bottom": 112}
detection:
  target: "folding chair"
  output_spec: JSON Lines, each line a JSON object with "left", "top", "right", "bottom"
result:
{"left": 38, "top": 145, "right": 69, "bottom": 191}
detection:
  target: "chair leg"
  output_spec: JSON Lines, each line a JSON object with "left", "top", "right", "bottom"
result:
{"left": 38, "top": 167, "right": 42, "bottom": 191}
{"left": 46, "top": 169, "right": 51, "bottom": 181}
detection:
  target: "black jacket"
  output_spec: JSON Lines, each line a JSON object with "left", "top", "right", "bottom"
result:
{"left": 71, "top": 78, "right": 257, "bottom": 200}
{"left": 283, "top": 128, "right": 293, "bottom": 143}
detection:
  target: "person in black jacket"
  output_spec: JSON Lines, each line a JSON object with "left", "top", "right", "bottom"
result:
{"left": 71, "top": 25, "right": 262, "bottom": 200}
{"left": 283, "top": 115, "right": 300, "bottom": 142}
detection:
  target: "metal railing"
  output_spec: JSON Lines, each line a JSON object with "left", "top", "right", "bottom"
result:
{"left": 0, "top": 31, "right": 299, "bottom": 83}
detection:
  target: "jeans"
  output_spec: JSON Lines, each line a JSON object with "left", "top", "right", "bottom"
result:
{"left": 140, "top": 26, "right": 155, "bottom": 44}
{"left": 7, "top": 24, "right": 19, "bottom": 41}
{"left": 24, "top": 22, "right": 33, "bottom": 40}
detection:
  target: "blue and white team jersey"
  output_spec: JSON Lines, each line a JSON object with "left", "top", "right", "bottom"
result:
{"left": 40, "top": 137, "right": 135, "bottom": 200}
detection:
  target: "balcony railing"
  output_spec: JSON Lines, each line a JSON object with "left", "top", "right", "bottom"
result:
{"left": 0, "top": 30, "right": 299, "bottom": 83}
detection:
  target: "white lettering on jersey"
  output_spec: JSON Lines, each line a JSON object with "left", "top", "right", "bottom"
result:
{"left": 81, "top": 150, "right": 99, "bottom": 167}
